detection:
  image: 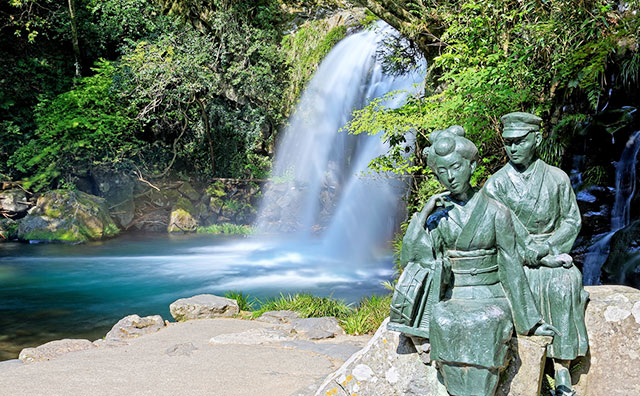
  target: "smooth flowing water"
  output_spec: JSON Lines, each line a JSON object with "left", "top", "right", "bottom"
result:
{"left": 0, "top": 234, "right": 393, "bottom": 360}
{"left": 582, "top": 130, "right": 640, "bottom": 285}
{"left": 257, "top": 22, "right": 425, "bottom": 261}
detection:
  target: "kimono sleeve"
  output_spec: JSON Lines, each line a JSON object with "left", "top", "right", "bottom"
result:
{"left": 494, "top": 203, "right": 542, "bottom": 334}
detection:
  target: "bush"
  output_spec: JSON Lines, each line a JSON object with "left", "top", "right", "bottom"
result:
{"left": 8, "top": 60, "right": 143, "bottom": 191}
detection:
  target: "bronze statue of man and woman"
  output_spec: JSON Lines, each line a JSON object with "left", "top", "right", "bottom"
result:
{"left": 389, "top": 112, "right": 589, "bottom": 396}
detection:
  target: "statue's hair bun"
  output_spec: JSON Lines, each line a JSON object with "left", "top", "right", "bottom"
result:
{"left": 424, "top": 125, "right": 478, "bottom": 169}
{"left": 429, "top": 125, "right": 465, "bottom": 144}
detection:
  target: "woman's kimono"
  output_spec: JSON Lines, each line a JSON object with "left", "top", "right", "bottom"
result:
{"left": 426, "top": 190, "right": 542, "bottom": 396}
{"left": 484, "top": 159, "right": 589, "bottom": 360}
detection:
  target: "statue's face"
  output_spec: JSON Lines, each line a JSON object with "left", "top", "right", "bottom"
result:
{"left": 433, "top": 151, "right": 474, "bottom": 197}
{"left": 504, "top": 132, "right": 538, "bottom": 167}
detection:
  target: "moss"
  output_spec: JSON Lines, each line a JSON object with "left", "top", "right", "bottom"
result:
{"left": 175, "top": 196, "right": 195, "bottom": 213}
{"left": 196, "top": 223, "right": 253, "bottom": 235}
{"left": 281, "top": 20, "right": 348, "bottom": 115}
{"left": 167, "top": 208, "right": 197, "bottom": 232}
{"left": 22, "top": 226, "right": 88, "bottom": 243}
{"left": 17, "top": 189, "right": 120, "bottom": 243}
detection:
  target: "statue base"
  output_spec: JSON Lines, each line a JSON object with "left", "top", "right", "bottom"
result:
{"left": 387, "top": 322, "right": 430, "bottom": 338}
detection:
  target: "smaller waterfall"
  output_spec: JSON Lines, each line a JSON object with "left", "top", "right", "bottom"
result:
{"left": 583, "top": 130, "right": 640, "bottom": 285}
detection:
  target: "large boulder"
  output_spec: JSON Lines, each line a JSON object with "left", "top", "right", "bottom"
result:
{"left": 103, "top": 314, "right": 165, "bottom": 342}
{"left": 315, "top": 318, "right": 448, "bottom": 396}
{"left": 169, "top": 294, "right": 239, "bottom": 321}
{"left": 18, "top": 339, "right": 95, "bottom": 363}
{"left": 572, "top": 285, "right": 640, "bottom": 396}
{"left": 17, "top": 190, "right": 119, "bottom": 243}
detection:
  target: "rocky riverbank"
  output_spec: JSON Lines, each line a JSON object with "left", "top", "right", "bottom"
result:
{"left": 2, "top": 286, "right": 639, "bottom": 395}
{"left": 0, "top": 294, "right": 370, "bottom": 396}
{"left": 0, "top": 176, "right": 262, "bottom": 243}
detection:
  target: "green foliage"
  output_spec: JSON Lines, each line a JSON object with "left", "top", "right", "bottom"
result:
{"left": 196, "top": 223, "right": 254, "bottom": 235}
{"left": 583, "top": 165, "right": 607, "bottom": 186}
{"left": 119, "top": 3, "right": 286, "bottom": 179}
{"left": 280, "top": 21, "right": 347, "bottom": 114}
{"left": 249, "top": 291, "right": 392, "bottom": 335}
{"left": 346, "top": 0, "right": 640, "bottom": 201}
{"left": 9, "top": 61, "right": 143, "bottom": 191}
{"left": 224, "top": 290, "right": 256, "bottom": 311}
{"left": 340, "top": 294, "right": 391, "bottom": 335}
{"left": 251, "top": 293, "right": 353, "bottom": 319}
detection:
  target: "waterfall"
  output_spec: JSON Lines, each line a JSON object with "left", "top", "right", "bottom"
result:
{"left": 256, "top": 22, "right": 425, "bottom": 261}
{"left": 582, "top": 130, "right": 640, "bottom": 285}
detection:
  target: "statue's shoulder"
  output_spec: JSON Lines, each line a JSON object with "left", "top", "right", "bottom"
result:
{"left": 480, "top": 189, "right": 510, "bottom": 218}
{"left": 539, "top": 160, "right": 571, "bottom": 184}
{"left": 483, "top": 165, "right": 509, "bottom": 196}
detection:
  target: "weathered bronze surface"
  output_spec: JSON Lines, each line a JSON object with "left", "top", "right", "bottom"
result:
{"left": 386, "top": 116, "right": 593, "bottom": 395}
{"left": 484, "top": 111, "right": 589, "bottom": 396}
{"left": 389, "top": 125, "right": 563, "bottom": 396}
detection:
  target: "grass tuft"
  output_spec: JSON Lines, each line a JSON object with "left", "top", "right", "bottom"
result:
{"left": 224, "top": 290, "right": 256, "bottom": 311}
{"left": 251, "top": 293, "right": 352, "bottom": 319}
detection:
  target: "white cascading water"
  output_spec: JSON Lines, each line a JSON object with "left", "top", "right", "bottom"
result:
{"left": 582, "top": 130, "right": 640, "bottom": 285}
{"left": 256, "top": 22, "right": 425, "bottom": 261}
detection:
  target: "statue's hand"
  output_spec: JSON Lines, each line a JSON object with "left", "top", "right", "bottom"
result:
{"left": 557, "top": 253, "right": 574, "bottom": 268}
{"left": 420, "top": 192, "right": 451, "bottom": 222}
{"left": 539, "top": 254, "right": 573, "bottom": 268}
{"left": 533, "top": 322, "right": 561, "bottom": 337}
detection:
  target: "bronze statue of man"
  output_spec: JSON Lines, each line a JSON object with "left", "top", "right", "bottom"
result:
{"left": 390, "top": 126, "right": 557, "bottom": 396}
{"left": 484, "top": 112, "right": 589, "bottom": 396}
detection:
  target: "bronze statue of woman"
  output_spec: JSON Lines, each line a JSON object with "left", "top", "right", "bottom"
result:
{"left": 390, "top": 126, "right": 557, "bottom": 396}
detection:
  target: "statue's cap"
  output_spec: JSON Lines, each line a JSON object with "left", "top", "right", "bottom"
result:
{"left": 501, "top": 112, "right": 542, "bottom": 138}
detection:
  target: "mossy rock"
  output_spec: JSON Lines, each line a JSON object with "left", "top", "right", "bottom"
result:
{"left": 162, "top": 189, "right": 182, "bottom": 204}
{"left": 167, "top": 197, "right": 198, "bottom": 233}
{"left": 178, "top": 182, "right": 201, "bottom": 201}
{"left": 16, "top": 190, "right": 120, "bottom": 243}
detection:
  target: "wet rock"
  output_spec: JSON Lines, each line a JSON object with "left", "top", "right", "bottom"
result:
{"left": 19, "top": 339, "right": 95, "bottom": 363}
{"left": 17, "top": 190, "right": 119, "bottom": 243}
{"left": 0, "top": 189, "right": 31, "bottom": 216}
{"left": 256, "top": 310, "right": 301, "bottom": 324}
{"left": 572, "top": 285, "right": 640, "bottom": 396}
{"left": 290, "top": 317, "right": 344, "bottom": 340}
{"left": 169, "top": 294, "right": 239, "bottom": 321}
{"left": 104, "top": 314, "right": 165, "bottom": 341}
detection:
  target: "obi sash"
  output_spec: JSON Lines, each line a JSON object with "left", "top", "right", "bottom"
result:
{"left": 448, "top": 248, "right": 499, "bottom": 287}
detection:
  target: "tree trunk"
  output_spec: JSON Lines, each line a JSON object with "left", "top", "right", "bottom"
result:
{"left": 67, "top": 0, "right": 82, "bottom": 78}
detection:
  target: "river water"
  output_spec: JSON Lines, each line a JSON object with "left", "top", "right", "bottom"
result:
{"left": 0, "top": 233, "right": 393, "bottom": 360}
